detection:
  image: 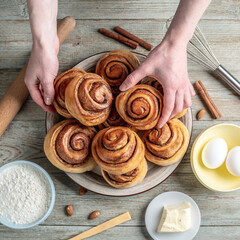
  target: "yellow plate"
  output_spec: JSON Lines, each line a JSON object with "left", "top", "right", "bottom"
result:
{"left": 191, "top": 123, "right": 240, "bottom": 192}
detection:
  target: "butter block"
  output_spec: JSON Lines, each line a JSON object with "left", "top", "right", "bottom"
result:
{"left": 157, "top": 202, "right": 191, "bottom": 233}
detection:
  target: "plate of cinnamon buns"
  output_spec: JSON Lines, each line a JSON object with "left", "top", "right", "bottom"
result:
{"left": 44, "top": 50, "right": 192, "bottom": 196}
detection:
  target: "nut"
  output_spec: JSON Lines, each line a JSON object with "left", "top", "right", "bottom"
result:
{"left": 79, "top": 187, "right": 87, "bottom": 195}
{"left": 66, "top": 205, "right": 73, "bottom": 216}
{"left": 88, "top": 211, "right": 100, "bottom": 219}
{"left": 197, "top": 109, "right": 206, "bottom": 120}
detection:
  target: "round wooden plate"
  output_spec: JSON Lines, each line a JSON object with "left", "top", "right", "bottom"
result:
{"left": 45, "top": 51, "right": 193, "bottom": 197}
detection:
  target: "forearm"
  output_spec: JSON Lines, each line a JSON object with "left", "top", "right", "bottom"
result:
{"left": 27, "top": 0, "right": 58, "bottom": 48}
{"left": 164, "top": 0, "right": 211, "bottom": 45}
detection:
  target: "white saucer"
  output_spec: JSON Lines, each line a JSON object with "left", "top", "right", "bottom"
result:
{"left": 145, "top": 191, "right": 201, "bottom": 240}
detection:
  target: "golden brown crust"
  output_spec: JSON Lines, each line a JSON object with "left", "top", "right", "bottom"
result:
{"left": 101, "top": 158, "right": 148, "bottom": 188}
{"left": 44, "top": 119, "right": 97, "bottom": 173}
{"left": 91, "top": 126, "right": 145, "bottom": 175}
{"left": 141, "top": 77, "right": 163, "bottom": 95}
{"left": 53, "top": 68, "right": 86, "bottom": 118}
{"left": 96, "top": 50, "right": 140, "bottom": 95}
{"left": 65, "top": 73, "right": 113, "bottom": 126}
{"left": 143, "top": 119, "right": 190, "bottom": 166}
{"left": 141, "top": 77, "right": 187, "bottom": 119}
{"left": 116, "top": 84, "right": 163, "bottom": 130}
{"left": 173, "top": 108, "right": 188, "bottom": 119}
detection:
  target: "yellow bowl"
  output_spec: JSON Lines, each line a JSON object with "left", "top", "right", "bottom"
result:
{"left": 191, "top": 123, "right": 240, "bottom": 192}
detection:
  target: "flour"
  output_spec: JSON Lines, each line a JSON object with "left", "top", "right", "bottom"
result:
{"left": 0, "top": 163, "right": 51, "bottom": 224}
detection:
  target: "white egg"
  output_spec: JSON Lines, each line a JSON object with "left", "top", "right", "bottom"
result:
{"left": 202, "top": 138, "right": 228, "bottom": 169}
{"left": 226, "top": 146, "right": 240, "bottom": 176}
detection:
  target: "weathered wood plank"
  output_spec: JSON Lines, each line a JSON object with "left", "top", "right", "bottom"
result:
{"left": 0, "top": 19, "right": 240, "bottom": 70}
{"left": 0, "top": 0, "right": 240, "bottom": 21}
{"left": 1, "top": 225, "right": 240, "bottom": 240}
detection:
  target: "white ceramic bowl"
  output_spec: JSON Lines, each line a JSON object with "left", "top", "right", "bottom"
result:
{"left": 0, "top": 160, "right": 55, "bottom": 229}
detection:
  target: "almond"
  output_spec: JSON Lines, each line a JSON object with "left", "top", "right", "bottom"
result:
{"left": 88, "top": 210, "right": 100, "bottom": 219}
{"left": 197, "top": 109, "right": 206, "bottom": 120}
{"left": 79, "top": 187, "right": 87, "bottom": 195}
{"left": 66, "top": 205, "right": 73, "bottom": 216}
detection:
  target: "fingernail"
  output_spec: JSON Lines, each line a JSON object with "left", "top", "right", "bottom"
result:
{"left": 119, "top": 84, "right": 128, "bottom": 92}
{"left": 45, "top": 97, "right": 52, "bottom": 105}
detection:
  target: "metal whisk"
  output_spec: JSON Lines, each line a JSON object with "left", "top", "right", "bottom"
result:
{"left": 164, "top": 18, "right": 240, "bottom": 95}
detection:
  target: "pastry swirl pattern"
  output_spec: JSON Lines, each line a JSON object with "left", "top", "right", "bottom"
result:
{"left": 102, "top": 158, "right": 148, "bottom": 188}
{"left": 53, "top": 68, "right": 86, "bottom": 118}
{"left": 96, "top": 50, "right": 140, "bottom": 95}
{"left": 116, "top": 84, "right": 162, "bottom": 130}
{"left": 65, "top": 73, "right": 113, "bottom": 126}
{"left": 91, "top": 126, "right": 145, "bottom": 175}
{"left": 44, "top": 119, "right": 97, "bottom": 173}
{"left": 143, "top": 119, "right": 190, "bottom": 166}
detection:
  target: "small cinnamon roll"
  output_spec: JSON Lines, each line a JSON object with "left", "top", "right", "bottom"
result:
{"left": 91, "top": 126, "right": 145, "bottom": 175}
{"left": 116, "top": 84, "right": 162, "bottom": 130}
{"left": 65, "top": 73, "right": 113, "bottom": 126}
{"left": 53, "top": 68, "right": 86, "bottom": 118}
{"left": 143, "top": 119, "right": 190, "bottom": 166}
{"left": 44, "top": 119, "right": 97, "bottom": 173}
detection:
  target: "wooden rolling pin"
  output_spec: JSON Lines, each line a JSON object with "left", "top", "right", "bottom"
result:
{"left": 0, "top": 16, "right": 76, "bottom": 137}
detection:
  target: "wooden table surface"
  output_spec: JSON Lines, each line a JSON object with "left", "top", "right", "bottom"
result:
{"left": 0, "top": 1, "right": 240, "bottom": 239}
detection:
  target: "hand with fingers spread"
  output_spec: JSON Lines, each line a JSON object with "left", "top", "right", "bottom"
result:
{"left": 120, "top": 0, "right": 211, "bottom": 128}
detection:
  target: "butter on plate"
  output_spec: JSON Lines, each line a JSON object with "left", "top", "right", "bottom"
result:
{"left": 157, "top": 202, "right": 191, "bottom": 233}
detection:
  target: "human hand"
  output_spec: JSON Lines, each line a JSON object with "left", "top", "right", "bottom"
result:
{"left": 24, "top": 38, "right": 59, "bottom": 113}
{"left": 119, "top": 39, "right": 195, "bottom": 128}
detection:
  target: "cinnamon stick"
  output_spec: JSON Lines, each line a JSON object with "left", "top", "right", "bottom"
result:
{"left": 114, "top": 26, "right": 153, "bottom": 51}
{"left": 194, "top": 80, "right": 221, "bottom": 119}
{"left": 99, "top": 28, "right": 138, "bottom": 49}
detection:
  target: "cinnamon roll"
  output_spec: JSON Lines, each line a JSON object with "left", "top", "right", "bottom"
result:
{"left": 44, "top": 119, "right": 97, "bottom": 173}
{"left": 101, "top": 158, "right": 148, "bottom": 188}
{"left": 53, "top": 68, "right": 86, "bottom": 118}
{"left": 91, "top": 126, "right": 145, "bottom": 175}
{"left": 143, "top": 119, "right": 190, "bottom": 166}
{"left": 116, "top": 84, "right": 162, "bottom": 130}
{"left": 142, "top": 77, "right": 187, "bottom": 119}
{"left": 65, "top": 73, "right": 113, "bottom": 126}
{"left": 96, "top": 50, "right": 140, "bottom": 95}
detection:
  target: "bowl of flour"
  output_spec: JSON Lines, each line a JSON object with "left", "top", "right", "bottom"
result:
{"left": 0, "top": 160, "right": 55, "bottom": 229}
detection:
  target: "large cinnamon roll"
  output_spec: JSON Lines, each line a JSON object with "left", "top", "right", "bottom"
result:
{"left": 65, "top": 73, "right": 113, "bottom": 126}
{"left": 53, "top": 68, "right": 86, "bottom": 118}
{"left": 101, "top": 158, "right": 148, "bottom": 188}
{"left": 91, "top": 126, "right": 145, "bottom": 175}
{"left": 95, "top": 50, "right": 140, "bottom": 95}
{"left": 143, "top": 119, "right": 189, "bottom": 166}
{"left": 44, "top": 119, "right": 97, "bottom": 173}
{"left": 116, "top": 84, "right": 162, "bottom": 130}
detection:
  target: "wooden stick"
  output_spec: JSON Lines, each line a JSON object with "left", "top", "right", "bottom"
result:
{"left": 114, "top": 26, "right": 153, "bottom": 51}
{"left": 99, "top": 28, "right": 138, "bottom": 49}
{"left": 68, "top": 212, "right": 131, "bottom": 240}
{"left": 0, "top": 17, "right": 76, "bottom": 137}
{"left": 194, "top": 80, "right": 222, "bottom": 119}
